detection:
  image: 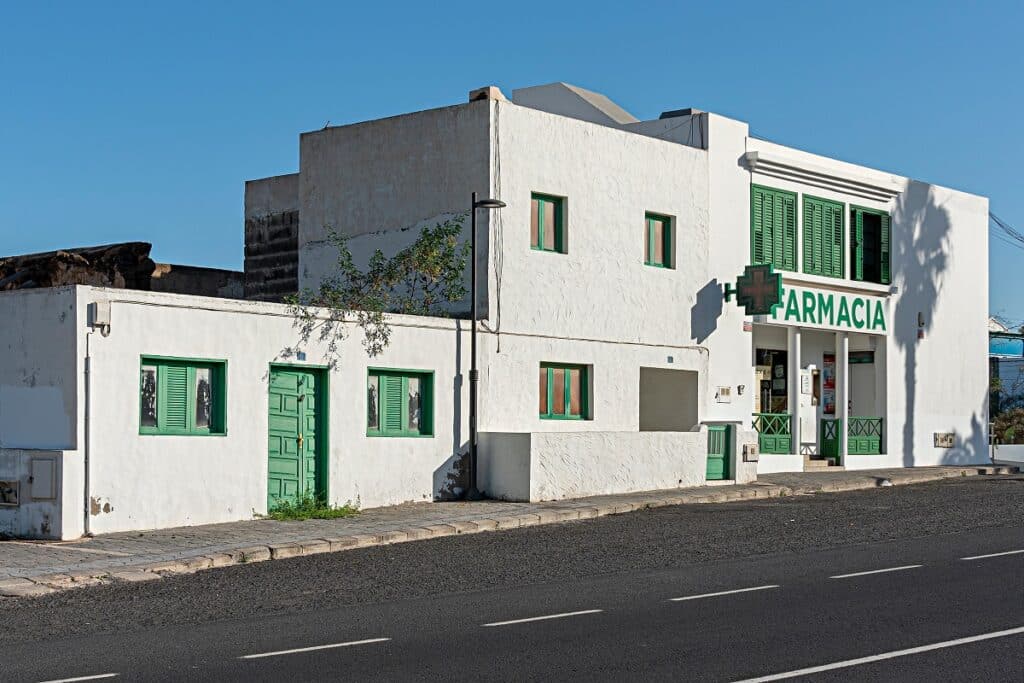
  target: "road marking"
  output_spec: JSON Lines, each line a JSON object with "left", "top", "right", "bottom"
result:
{"left": 731, "top": 625, "right": 1024, "bottom": 682}
{"left": 239, "top": 637, "right": 390, "bottom": 659}
{"left": 483, "top": 609, "right": 603, "bottom": 627}
{"left": 38, "top": 675, "right": 118, "bottom": 683}
{"left": 830, "top": 564, "right": 922, "bottom": 579}
{"left": 670, "top": 585, "right": 780, "bottom": 602}
{"left": 961, "top": 549, "right": 1024, "bottom": 561}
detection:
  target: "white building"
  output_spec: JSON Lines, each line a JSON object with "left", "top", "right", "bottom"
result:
{"left": 0, "top": 83, "right": 989, "bottom": 539}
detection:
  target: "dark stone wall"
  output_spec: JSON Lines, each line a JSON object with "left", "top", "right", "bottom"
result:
{"left": 244, "top": 210, "right": 298, "bottom": 301}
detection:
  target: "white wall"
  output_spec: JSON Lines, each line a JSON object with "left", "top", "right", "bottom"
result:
{"left": 480, "top": 430, "right": 708, "bottom": 501}
{"left": 0, "top": 288, "right": 78, "bottom": 450}
{"left": 297, "top": 101, "right": 492, "bottom": 313}
{"left": 0, "top": 449, "right": 66, "bottom": 539}
{"left": 71, "top": 286, "right": 471, "bottom": 536}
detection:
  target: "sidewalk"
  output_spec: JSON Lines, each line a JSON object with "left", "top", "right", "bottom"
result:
{"left": 1, "top": 465, "right": 1016, "bottom": 597}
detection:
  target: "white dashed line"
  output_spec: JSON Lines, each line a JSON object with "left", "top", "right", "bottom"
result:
{"left": 670, "top": 585, "right": 780, "bottom": 602}
{"left": 483, "top": 609, "right": 603, "bottom": 627}
{"left": 830, "top": 564, "right": 922, "bottom": 579}
{"left": 961, "top": 549, "right": 1024, "bottom": 561}
{"left": 239, "top": 637, "right": 391, "bottom": 659}
{"left": 38, "top": 675, "right": 118, "bottom": 683}
{"left": 731, "top": 625, "right": 1024, "bottom": 682}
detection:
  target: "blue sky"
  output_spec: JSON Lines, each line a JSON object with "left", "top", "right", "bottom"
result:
{"left": 2, "top": 1, "right": 1022, "bottom": 320}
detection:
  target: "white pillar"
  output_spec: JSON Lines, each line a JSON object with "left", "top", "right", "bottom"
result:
{"left": 837, "top": 332, "right": 849, "bottom": 464}
{"left": 788, "top": 327, "right": 802, "bottom": 456}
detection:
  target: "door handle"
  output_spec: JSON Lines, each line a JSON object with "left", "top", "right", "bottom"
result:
{"left": 297, "top": 434, "right": 304, "bottom": 449}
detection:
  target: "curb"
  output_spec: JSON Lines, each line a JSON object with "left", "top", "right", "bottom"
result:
{"left": 1, "top": 465, "right": 1016, "bottom": 598}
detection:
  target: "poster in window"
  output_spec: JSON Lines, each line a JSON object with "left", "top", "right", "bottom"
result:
{"left": 822, "top": 353, "right": 836, "bottom": 415}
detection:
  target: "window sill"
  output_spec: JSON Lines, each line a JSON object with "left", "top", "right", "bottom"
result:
{"left": 539, "top": 416, "right": 590, "bottom": 421}
{"left": 531, "top": 246, "right": 566, "bottom": 254}
{"left": 783, "top": 271, "right": 893, "bottom": 296}
{"left": 366, "top": 432, "right": 435, "bottom": 438}
{"left": 139, "top": 431, "right": 228, "bottom": 437}
{"left": 644, "top": 262, "right": 674, "bottom": 270}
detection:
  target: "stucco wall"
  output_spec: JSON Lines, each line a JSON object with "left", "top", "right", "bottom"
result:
{"left": 480, "top": 430, "right": 708, "bottom": 501}
{"left": 297, "top": 102, "right": 492, "bottom": 314}
{"left": 0, "top": 288, "right": 78, "bottom": 450}
{"left": 70, "top": 286, "right": 470, "bottom": 536}
{"left": 0, "top": 449, "right": 65, "bottom": 539}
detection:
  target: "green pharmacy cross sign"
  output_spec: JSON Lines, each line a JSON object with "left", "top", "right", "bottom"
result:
{"left": 724, "top": 264, "right": 783, "bottom": 316}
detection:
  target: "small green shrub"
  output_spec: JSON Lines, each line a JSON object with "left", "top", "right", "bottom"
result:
{"left": 264, "top": 492, "right": 359, "bottom": 521}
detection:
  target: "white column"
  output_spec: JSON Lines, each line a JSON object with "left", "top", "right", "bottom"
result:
{"left": 837, "top": 332, "right": 850, "bottom": 464}
{"left": 788, "top": 327, "right": 802, "bottom": 456}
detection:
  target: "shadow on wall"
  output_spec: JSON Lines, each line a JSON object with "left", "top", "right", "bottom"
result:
{"left": 691, "top": 279, "right": 723, "bottom": 343}
{"left": 434, "top": 321, "right": 469, "bottom": 500}
{"left": 941, "top": 407, "right": 988, "bottom": 465}
{"left": 892, "top": 182, "right": 952, "bottom": 466}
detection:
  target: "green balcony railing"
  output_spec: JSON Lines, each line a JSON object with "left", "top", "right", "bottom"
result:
{"left": 848, "top": 417, "right": 883, "bottom": 455}
{"left": 753, "top": 412, "right": 792, "bottom": 454}
{"left": 821, "top": 417, "right": 883, "bottom": 459}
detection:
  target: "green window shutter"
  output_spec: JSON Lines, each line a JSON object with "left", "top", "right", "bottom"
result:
{"left": 879, "top": 213, "right": 891, "bottom": 284}
{"left": 162, "top": 365, "right": 189, "bottom": 431}
{"left": 830, "top": 202, "right": 844, "bottom": 278}
{"left": 803, "top": 197, "right": 843, "bottom": 278}
{"left": 531, "top": 193, "right": 565, "bottom": 254}
{"left": 751, "top": 188, "right": 765, "bottom": 264}
{"left": 852, "top": 209, "right": 865, "bottom": 281}
{"left": 782, "top": 193, "right": 796, "bottom": 271}
{"left": 381, "top": 375, "right": 404, "bottom": 433}
{"left": 752, "top": 186, "right": 796, "bottom": 271}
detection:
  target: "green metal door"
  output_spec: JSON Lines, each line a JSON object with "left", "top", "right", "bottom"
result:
{"left": 268, "top": 368, "right": 323, "bottom": 508}
{"left": 706, "top": 425, "right": 732, "bottom": 480}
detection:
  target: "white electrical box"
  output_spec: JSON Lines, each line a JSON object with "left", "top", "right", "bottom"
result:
{"left": 30, "top": 457, "right": 57, "bottom": 500}
{"left": 88, "top": 301, "right": 111, "bottom": 328}
{"left": 743, "top": 443, "right": 759, "bottom": 462}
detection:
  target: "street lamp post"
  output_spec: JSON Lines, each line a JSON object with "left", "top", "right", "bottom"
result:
{"left": 467, "top": 191, "right": 505, "bottom": 500}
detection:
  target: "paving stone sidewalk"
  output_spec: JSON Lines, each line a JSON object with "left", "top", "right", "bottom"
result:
{"left": 0, "top": 465, "right": 1015, "bottom": 597}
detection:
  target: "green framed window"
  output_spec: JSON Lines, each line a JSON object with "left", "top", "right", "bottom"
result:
{"left": 802, "top": 195, "right": 844, "bottom": 278}
{"left": 367, "top": 368, "right": 434, "bottom": 437}
{"left": 531, "top": 193, "right": 565, "bottom": 253}
{"left": 644, "top": 213, "right": 673, "bottom": 268}
{"left": 751, "top": 185, "right": 797, "bottom": 271}
{"left": 850, "top": 206, "right": 892, "bottom": 284}
{"left": 539, "top": 363, "right": 589, "bottom": 420}
{"left": 139, "top": 356, "right": 226, "bottom": 435}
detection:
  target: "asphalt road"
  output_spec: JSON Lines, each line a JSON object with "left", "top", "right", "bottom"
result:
{"left": 3, "top": 476, "right": 1023, "bottom": 682}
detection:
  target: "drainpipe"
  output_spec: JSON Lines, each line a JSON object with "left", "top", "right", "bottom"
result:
{"left": 83, "top": 329, "right": 93, "bottom": 536}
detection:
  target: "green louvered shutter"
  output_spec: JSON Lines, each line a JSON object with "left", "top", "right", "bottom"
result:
{"left": 751, "top": 187, "right": 766, "bottom": 264}
{"left": 830, "top": 202, "right": 844, "bottom": 277}
{"left": 163, "top": 365, "right": 189, "bottom": 430}
{"left": 880, "top": 213, "right": 892, "bottom": 284}
{"left": 852, "top": 209, "right": 865, "bottom": 281}
{"left": 382, "top": 375, "right": 404, "bottom": 433}
{"left": 782, "top": 193, "right": 796, "bottom": 271}
{"left": 803, "top": 197, "right": 823, "bottom": 275}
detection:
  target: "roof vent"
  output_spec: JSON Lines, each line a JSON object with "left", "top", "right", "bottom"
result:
{"left": 469, "top": 86, "right": 508, "bottom": 102}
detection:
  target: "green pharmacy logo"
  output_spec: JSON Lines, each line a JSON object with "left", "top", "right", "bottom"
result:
{"left": 724, "top": 264, "right": 783, "bottom": 316}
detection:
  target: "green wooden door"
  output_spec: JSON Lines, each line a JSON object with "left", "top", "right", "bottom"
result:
{"left": 706, "top": 425, "right": 732, "bottom": 481}
{"left": 268, "top": 369, "right": 322, "bottom": 509}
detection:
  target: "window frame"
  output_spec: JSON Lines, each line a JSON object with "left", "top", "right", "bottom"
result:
{"left": 139, "top": 355, "right": 227, "bottom": 436}
{"left": 751, "top": 184, "right": 798, "bottom": 272}
{"left": 849, "top": 204, "right": 892, "bottom": 285}
{"left": 366, "top": 368, "right": 435, "bottom": 437}
{"left": 644, "top": 212, "right": 673, "bottom": 268}
{"left": 530, "top": 192, "right": 566, "bottom": 253}
{"left": 802, "top": 194, "right": 845, "bottom": 279}
{"left": 539, "top": 362, "right": 590, "bottom": 420}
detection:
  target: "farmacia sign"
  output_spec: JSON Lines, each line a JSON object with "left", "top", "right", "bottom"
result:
{"left": 757, "top": 285, "right": 889, "bottom": 335}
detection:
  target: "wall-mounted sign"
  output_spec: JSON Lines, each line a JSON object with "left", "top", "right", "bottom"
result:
{"left": 756, "top": 285, "right": 889, "bottom": 335}
{"left": 724, "top": 264, "right": 783, "bottom": 316}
